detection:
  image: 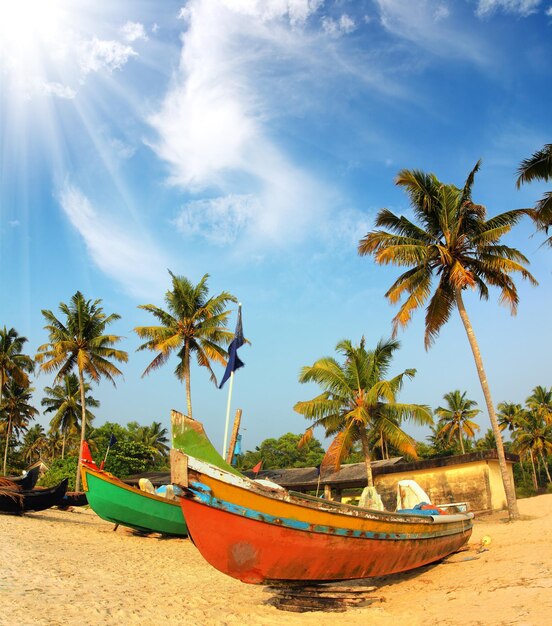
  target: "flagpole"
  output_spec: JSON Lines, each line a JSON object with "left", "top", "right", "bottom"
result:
{"left": 222, "top": 370, "right": 235, "bottom": 457}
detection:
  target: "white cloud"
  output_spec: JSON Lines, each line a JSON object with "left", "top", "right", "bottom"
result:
{"left": 148, "top": 0, "right": 341, "bottom": 248}
{"left": 78, "top": 38, "right": 138, "bottom": 74}
{"left": 110, "top": 138, "right": 136, "bottom": 160}
{"left": 173, "top": 194, "right": 259, "bottom": 245}
{"left": 120, "top": 21, "right": 148, "bottom": 42}
{"left": 58, "top": 183, "right": 170, "bottom": 298}
{"left": 322, "top": 14, "right": 357, "bottom": 37}
{"left": 41, "top": 81, "right": 77, "bottom": 99}
{"left": 547, "top": 4, "right": 552, "bottom": 14}
{"left": 475, "top": 0, "right": 542, "bottom": 17}
{"left": 374, "top": 0, "right": 488, "bottom": 63}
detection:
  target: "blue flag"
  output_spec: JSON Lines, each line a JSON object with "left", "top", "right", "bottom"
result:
{"left": 219, "top": 306, "right": 245, "bottom": 389}
{"left": 108, "top": 433, "right": 117, "bottom": 448}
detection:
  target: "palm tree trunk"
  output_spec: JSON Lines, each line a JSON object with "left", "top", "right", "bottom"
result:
{"left": 2, "top": 416, "right": 12, "bottom": 475}
{"left": 455, "top": 289, "right": 520, "bottom": 520}
{"left": 529, "top": 450, "right": 538, "bottom": 490}
{"left": 459, "top": 427, "right": 465, "bottom": 454}
{"left": 62, "top": 432, "right": 66, "bottom": 460}
{"left": 539, "top": 451, "right": 551, "bottom": 484}
{"left": 184, "top": 344, "right": 192, "bottom": 419}
{"left": 359, "top": 428, "right": 374, "bottom": 488}
{"left": 75, "top": 369, "right": 87, "bottom": 493}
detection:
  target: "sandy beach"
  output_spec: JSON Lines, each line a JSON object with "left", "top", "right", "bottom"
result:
{"left": 1, "top": 494, "right": 551, "bottom": 626}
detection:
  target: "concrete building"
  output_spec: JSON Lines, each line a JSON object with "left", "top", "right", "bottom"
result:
{"left": 256, "top": 450, "right": 519, "bottom": 513}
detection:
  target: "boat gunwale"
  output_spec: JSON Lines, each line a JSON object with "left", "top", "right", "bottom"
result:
{"left": 82, "top": 466, "right": 181, "bottom": 507}
{"left": 175, "top": 450, "right": 474, "bottom": 527}
{"left": 184, "top": 481, "right": 473, "bottom": 541}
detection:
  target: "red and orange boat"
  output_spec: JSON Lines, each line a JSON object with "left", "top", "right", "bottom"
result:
{"left": 170, "top": 430, "right": 474, "bottom": 585}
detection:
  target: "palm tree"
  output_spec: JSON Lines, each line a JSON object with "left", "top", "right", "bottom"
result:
{"left": 512, "top": 411, "right": 552, "bottom": 489}
{"left": 526, "top": 386, "right": 552, "bottom": 426}
{"left": 516, "top": 144, "right": 552, "bottom": 246}
{"left": 497, "top": 402, "right": 525, "bottom": 435}
{"left": 476, "top": 428, "right": 497, "bottom": 451}
{"left": 41, "top": 374, "right": 99, "bottom": 459}
{"left": 294, "top": 337, "right": 432, "bottom": 488}
{"left": 0, "top": 327, "right": 34, "bottom": 471}
{"left": 135, "top": 271, "right": 238, "bottom": 418}
{"left": 435, "top": 390, "right": 481, "bottom": 454}
{"left": 35, "top": 291, "right": 128, "bottom": 491}
{"left": 0, "top": 381, "right": 38, "bottom": 473}
{"left": 358, "top": 161, "right": 537, "bottom": 520}
{"left": 20, "top": 424, "right": 49, "bottom": 464}
{"left": 129, "top": 421, "right": 170, "bottom": 459}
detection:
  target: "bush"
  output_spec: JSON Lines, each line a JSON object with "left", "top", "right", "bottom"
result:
{"left": 515, "top": 484, "right": 538, "bottom": 499}
{"left": 40, "top": 457, "right": 79, "bottom": 491}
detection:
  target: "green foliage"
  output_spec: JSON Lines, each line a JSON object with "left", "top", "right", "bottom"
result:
{"left": 102, "top": 441, "right": 160, "bottom": 477}
{"left": 40, "top": 457, "right": 79, "bottom": 491}
{"left": 237, "top": 433, "right": 325, "bottom": 470}
{"left": 295, "top": 337, "right": 432, "bottom": 486}
{"left": 134, "top": 271, "right": 239, "bottom": 418}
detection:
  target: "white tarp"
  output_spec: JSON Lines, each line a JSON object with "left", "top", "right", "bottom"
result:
{"left": 396, "top": 479, "right": 431, "bottom": 511}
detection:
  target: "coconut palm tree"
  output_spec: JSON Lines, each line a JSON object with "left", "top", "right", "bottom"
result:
{"left": 35, "top": 291, "right": 127, "bottom": 491}
{"left": 0, "top": 327, "right": 34, "bottom": 471}
{"left": 497, "top": 402, "right": 525, "bottom": 435}
{"left": 435, "top": 390, "right": 481, "bottom": 454}
{"left": 476, "top": 428, "right": 497, "bottom": 451}
{"left": 294, "top": 337, "right": 432, "bottom": 488}
{"left": 358, "top": 161, "right": 537, "bottom": 520}
{"left": 41, "top": 374, "right": 99, "bottom": 459}
{"left": 525, "top": 386, "right": 552, "bottom": 426}
{"left": 516, "top": 144, "right": 552, "bottom": 246}
{"left": 512, "top": 411, "right": 552, "bottom": 489}
{"left": 20, "top": 424, "right": 49, "bottom": 464}
{"left": 135, "top": 271, "right": 238, "bottom": 419}
{"left": 0, "top": 381, "right": 38, "bottom": 473}
{"left": 129, "top": 421, "right": 170, "bottom": 459}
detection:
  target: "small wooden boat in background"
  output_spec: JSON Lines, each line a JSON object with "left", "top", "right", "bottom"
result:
{"left": 81, "top": 465, "right": 187, "bottom": 536}
{"left": 172, "top": 436, "right": 474, "bottom": 585}
{"left": 3, "top": 466, "right": 40, "bottom": 490}
{"left": 0, "top": 478, "right": 69, "bottom": 515}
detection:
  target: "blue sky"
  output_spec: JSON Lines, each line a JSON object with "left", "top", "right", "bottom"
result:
{"left": 1, "top": 0, "right": 551, "bottom": 454}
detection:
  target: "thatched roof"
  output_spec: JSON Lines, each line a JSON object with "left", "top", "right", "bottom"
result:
{"left": 124, "top": 449, "right": 519, "bottom": 491}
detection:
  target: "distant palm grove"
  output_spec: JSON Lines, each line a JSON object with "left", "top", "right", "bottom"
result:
{"left": 1, "top": 152, "right": 551, "bottom": 506}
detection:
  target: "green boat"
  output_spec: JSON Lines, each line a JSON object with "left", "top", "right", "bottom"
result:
{"left": 82, "top": 410, "right": 236, "bottom": 536}
{"left": 81, "top": 465, "right": 188, "bottom": 536}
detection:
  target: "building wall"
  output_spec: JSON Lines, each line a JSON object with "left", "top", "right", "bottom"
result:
{"left": 365, "top": 459, "right": 512, "bottom": 512}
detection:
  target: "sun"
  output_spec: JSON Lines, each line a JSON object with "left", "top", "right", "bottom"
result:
{"left": 0, "top": 0, "right": 66, "bottom": 52}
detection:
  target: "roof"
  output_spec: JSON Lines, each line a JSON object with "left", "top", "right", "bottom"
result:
{"left": 124, "top": 449, "right": 519, "bottom": 490}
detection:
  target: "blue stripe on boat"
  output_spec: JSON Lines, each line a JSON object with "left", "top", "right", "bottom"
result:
{"left": 187, "top": 482, "right": 469, "bottom": 541}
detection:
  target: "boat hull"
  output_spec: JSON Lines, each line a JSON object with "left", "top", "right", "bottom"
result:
{"left": 0, "top": 479, "right": 69, "bottom": 514}
{"left": 82, "top": 467, "right": 187, "bottom": 537}
{"left": 172, "top": 447, "right": 473, "bottom": 584}
{"left": 181, "top": 491, "right": 472, "bottom": 584}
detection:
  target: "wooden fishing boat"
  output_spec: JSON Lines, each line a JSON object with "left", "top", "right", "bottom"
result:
{"left": 171, "top": 444, "right": 474, "bottom": 584}
{"left": 3, "top": 466, "right": 40, "bottom": 490}
{"left": 81, "top": 465, "right": 188, "bottom": 536}
{"left": 0, "top": 479, "right": 69, "bottom": 514}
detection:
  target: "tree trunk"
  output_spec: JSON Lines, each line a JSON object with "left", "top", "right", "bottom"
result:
{"left": 539, "top": 450, "right": 551, "bottom": 484}
{"left": 529, "top": 450, "right": 538, "bottom": 491}
{"left": 62, "top": 432, "right": 66, "bottom": 460}
{"left": 75, "top": 369, "right": 87, "bottom": 493}
{"left": 455, "top": 289, "right": 520, "bottom": 520}
{"left": 359, "top": 428, "right": 374, "bottom": 488}
{"left": 2, "top": 416, "right": 12, "bottom": 475}
{"left": 459, "top": 425, "right": 465, "bottom": 454}
{"left": 184, "top": 344, "right": 192, "bottom": 419}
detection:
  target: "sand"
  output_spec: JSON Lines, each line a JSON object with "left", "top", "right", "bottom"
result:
{"left": 1, "top": 495, "right": 551, "bottom": 626}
